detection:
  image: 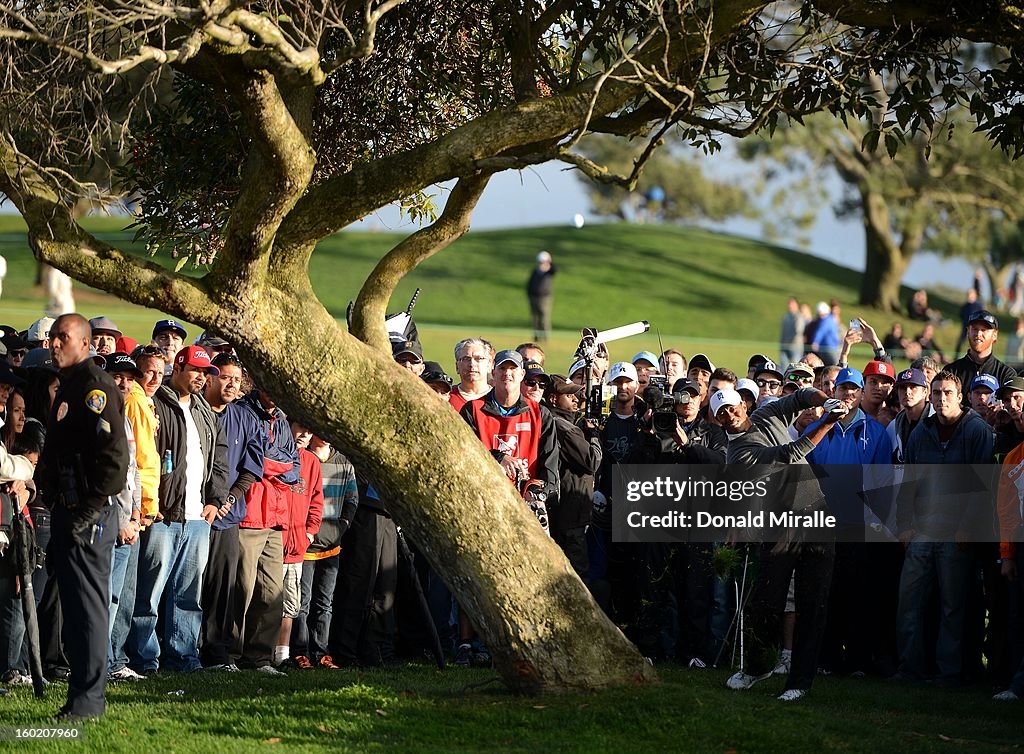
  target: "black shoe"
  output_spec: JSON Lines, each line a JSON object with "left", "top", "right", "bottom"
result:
{"left": 55, "top": 709, "right": 99, "bottom": 723}
{"left": 471, "top": 647, "right": 492, "bottom": 668}
{"left": 44, "top": 667, "right": 70, "bottom": 682}
{"left": 454, "top": 643, "right": 472, "bottom": 668}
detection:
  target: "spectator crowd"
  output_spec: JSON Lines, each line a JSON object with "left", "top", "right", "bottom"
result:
{"left": 0, "top": 297, "right": 1022, "bottom": 713}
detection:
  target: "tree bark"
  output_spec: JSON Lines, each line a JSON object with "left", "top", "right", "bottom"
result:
{"left": 857, "top": 189, "right": 911, "bottom": 312}
{"left": 2, "top": 154, "right": 655, "bottom": 691}
{"left": 236, "top": 284, "right": 656, "bottom": 693}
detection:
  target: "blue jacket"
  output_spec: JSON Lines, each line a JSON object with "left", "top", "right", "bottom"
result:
{"left": 239, "top": 391, "right": 300, "bottom": 486}
{"left": 805, "top": 409, "right": 894, "bottom": 530}
{"left": 811, "top": 316, "right": 840, "bottom": 350}
{"left": 212, "top": 400, "right": 267, "bottom": 530}
{"left": 899, "top": 408, "right": 994, "bottom": 540}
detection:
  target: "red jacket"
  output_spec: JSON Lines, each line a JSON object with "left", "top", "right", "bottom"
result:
{"left": 240, "top": 457, "right": 294, "bottom": 530}
{"left": 282, "top": 449, "right": 324, "bottom": 564}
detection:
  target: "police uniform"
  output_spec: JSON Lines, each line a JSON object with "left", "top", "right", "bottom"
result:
{"left": 42, "top": 357, "right": 128, "bottom": 719}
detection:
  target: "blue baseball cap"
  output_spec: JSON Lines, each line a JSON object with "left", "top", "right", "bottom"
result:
{"left": 835, "top": 367, "right": 864, "bottom": 389}
{"left": 494, "top": 349, "right": 524, "bottom": 368}
{"left": 153, "top": 319, "right": 187, "bottom": 340}
{"left": 631, "top": 351, "right": 660, "bottom": 368}
{"left": 970, "top": 374, "right": 1000, "bottom": 393}
{"left": 895, "top": 368, "right": 928, "bottom": 388}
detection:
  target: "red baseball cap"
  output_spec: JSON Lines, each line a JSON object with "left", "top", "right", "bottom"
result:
{"left": 862, "top": 360, "right": 895, "bottom": 381}
{"left": 175, "top": 345, "right": 220, "bottom": 375}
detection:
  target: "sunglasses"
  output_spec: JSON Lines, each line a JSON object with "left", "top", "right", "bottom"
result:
{"left": 212, "top": 352, "right": 242, "bottom": 368}
{"left": 524, "top": 379, "right": 545, "bottom": 388}
{"left": 11, "top": 350, "right": 26, "bottom": 358}
{"left": 756, "top": 379, "right": 782, "bottom": 389}
{"left": 786, "top": 374, "right": 813, "bottom": 383}
{"left": 132, "top": 345, "right": 165, "bottom": 358}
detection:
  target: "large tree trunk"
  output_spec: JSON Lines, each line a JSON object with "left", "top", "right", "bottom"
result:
{"left": 231, "top": 285, "right": 656, "bottom": 692}
{"left": 981, "top": 260, "right": 1015, "bottom": 310}
{"left": 858, "top": 190, "right": 911, "bottom": 312}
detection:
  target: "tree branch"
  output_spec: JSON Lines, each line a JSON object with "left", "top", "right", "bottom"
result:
{"left": 206, "top": 65, "right": 317, "bottom": 303}
{"left": 0, "top": 137, "right": 215, "bottom": 319}
{"left": 554, "top": 150, "right": 637, "bottom": 188}
{"left": 810, "top": 0, "right": 1024, "bottom": 49}
{"left": 321, "top": 0, "right": 408, "bottom": 74}
{"left": 272, "top": 0, "right": 770, "bottom": 271}
{"left": 349, "top": 172, "right": 491, "bottom": 351}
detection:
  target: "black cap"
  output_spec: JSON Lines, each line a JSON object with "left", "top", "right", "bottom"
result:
{"left": 392, "top": 339, "right": 423, "bottom": 363}
{"left": 747, "top": 353, "right": 771, "bottom": 369}
{"left": 0, "top": 360, "right": 26, "bottom": 387}
{"left": 544, "top": 374, "right": 584, "bottom": 398}
{"left": 999, "top": 376, "right": 1024, "bottom": 399}
{"left": 672, "top": 378, "right": 702, "bottom": 395}
{"left": 688, "top": 353, "right": 715, "bottom": 373}
{"left": 968, "top": 310, "right": 999, "bottom": 329}
{"left": 105, "top": 351, "right": 143, "bottom": 379}
{"left": 198, "top": 332, "right": 230, "bottom": 349}
{"left": 754, "top": 359, "right": 784, "bottom": 380}
{"left": 421, "top": 362, "right": 452, "bottom": 391}
{"left": 524, "top": 360, "right": 549, "bottom": 383}
{"left": 2, "top": 334, "right": 28, "bottom": 352}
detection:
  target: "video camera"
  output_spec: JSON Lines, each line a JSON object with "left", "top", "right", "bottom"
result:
{"left": 642, "top": 375, "right": 691, "bottom": 435}
{"left": 574, "top": 321, "right": 650, "bottom": 422}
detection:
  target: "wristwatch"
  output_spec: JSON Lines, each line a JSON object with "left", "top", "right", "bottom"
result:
{"left": 225, "top": 494, "right": 236, "bottom": 507}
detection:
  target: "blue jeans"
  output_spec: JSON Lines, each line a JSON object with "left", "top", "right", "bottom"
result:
{"left": 897, "top": 540, "right": 972, "bottom": 680}
{"left": 293, "top": 556, "right": 340, "bottom": 660}
{"left": 0, "top": 559, "right": 25, "bottom": 676}
{"left": 108, "top": 538, "right": 139, "bottom": 672}
{"left": 130, "top": 520, "right": 210, "bottom": 672}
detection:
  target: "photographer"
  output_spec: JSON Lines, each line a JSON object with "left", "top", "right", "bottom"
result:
{"left": 640, "top": 377, "right": 727, "bottom": 667}
{"left": 542, "top": 376, "right": 601, "bottom": 578}
{"left": 590, "top": 362, "right": 647, "bottom": 625}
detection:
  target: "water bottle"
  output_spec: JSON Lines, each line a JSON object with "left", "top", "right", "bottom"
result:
{"left": 162, "top": 450, "right": 173, "bottom": 475}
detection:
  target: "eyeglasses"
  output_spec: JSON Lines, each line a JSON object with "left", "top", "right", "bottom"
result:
{"left": 11, "top": 350, "right": 26, "bottom": 358}
{"left": 458, "top": 355, "right": 489, "bottom": 364}
{"left": 524, "top": 379, "right": 544, "bottom": 388}
{"left": 787, "top": 374, "right": 813, "bottom": 384}
{"left": 756, "top": 379, "right": 782, "bottom": 389}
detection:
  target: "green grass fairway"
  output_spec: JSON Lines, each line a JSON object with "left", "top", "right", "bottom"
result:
{"left": 0, "top": 664, "right": 1017, "bottom": 753}
{"left": 0, "top": 216, "right": 963, "bottom": 376}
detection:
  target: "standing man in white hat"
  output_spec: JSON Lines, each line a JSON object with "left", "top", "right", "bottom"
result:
{"left": 526, "top": 250, "right": 557, "bottom": 342}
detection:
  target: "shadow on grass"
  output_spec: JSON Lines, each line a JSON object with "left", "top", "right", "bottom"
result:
{"left": 2, "top": 664, "right": 1020, "bottom": 753}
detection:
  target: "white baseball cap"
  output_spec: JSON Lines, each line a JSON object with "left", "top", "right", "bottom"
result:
{"left": 26, "top": 316, "right": 55, "bottom": 342}
{"left": 607, "top": 361, "right": 638, "bottom": 384}
{"left": 735, "top": 378, "right": 759, "bottom": 401}
{"left": 537, "top": 250, "right": 552, "bottom": 263}
{"left": 710, "top": 388, "right": 742, "bottom": 416}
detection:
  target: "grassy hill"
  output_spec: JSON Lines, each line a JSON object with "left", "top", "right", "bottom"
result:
{"left": 0, "top": 215, "right": 961, "bottom": 376}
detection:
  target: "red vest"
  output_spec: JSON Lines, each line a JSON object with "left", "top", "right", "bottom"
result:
{"left": 467, "top": 397, "right": 543, "bottom": 479}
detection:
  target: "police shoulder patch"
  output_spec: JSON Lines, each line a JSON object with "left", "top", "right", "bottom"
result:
{"left": 86, "top": 389, "right": 107, "bottom": 415}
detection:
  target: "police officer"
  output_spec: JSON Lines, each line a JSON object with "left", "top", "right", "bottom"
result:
{"left": 42, "top": 314, "right": 128, "bottom": 721}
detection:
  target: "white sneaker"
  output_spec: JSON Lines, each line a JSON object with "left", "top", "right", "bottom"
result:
{"left": 726, "top": 671, "right": 771, "bottom": 690}
{"left": 255, "top": 664, "right": 286, "bottom": 676}
{"left": 772, "top": 654, "right": 791, "bottom": 676}
{"left": 993, "top": 689, "right": 1020, "bottom": 701}
{"left": 4, "top": 672, "right": 33, "bottom": 687}
{"left": 778, "top": 689, "right": 807, "bottom": 702}
{"left": 687, "top": 657, "right": 707, "bottom": 669}
{"left": 205, "top": 663, "right": 241, "bottom": 673}
{"left": 108, "top": 667, "right": 144, "bottom": 682}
